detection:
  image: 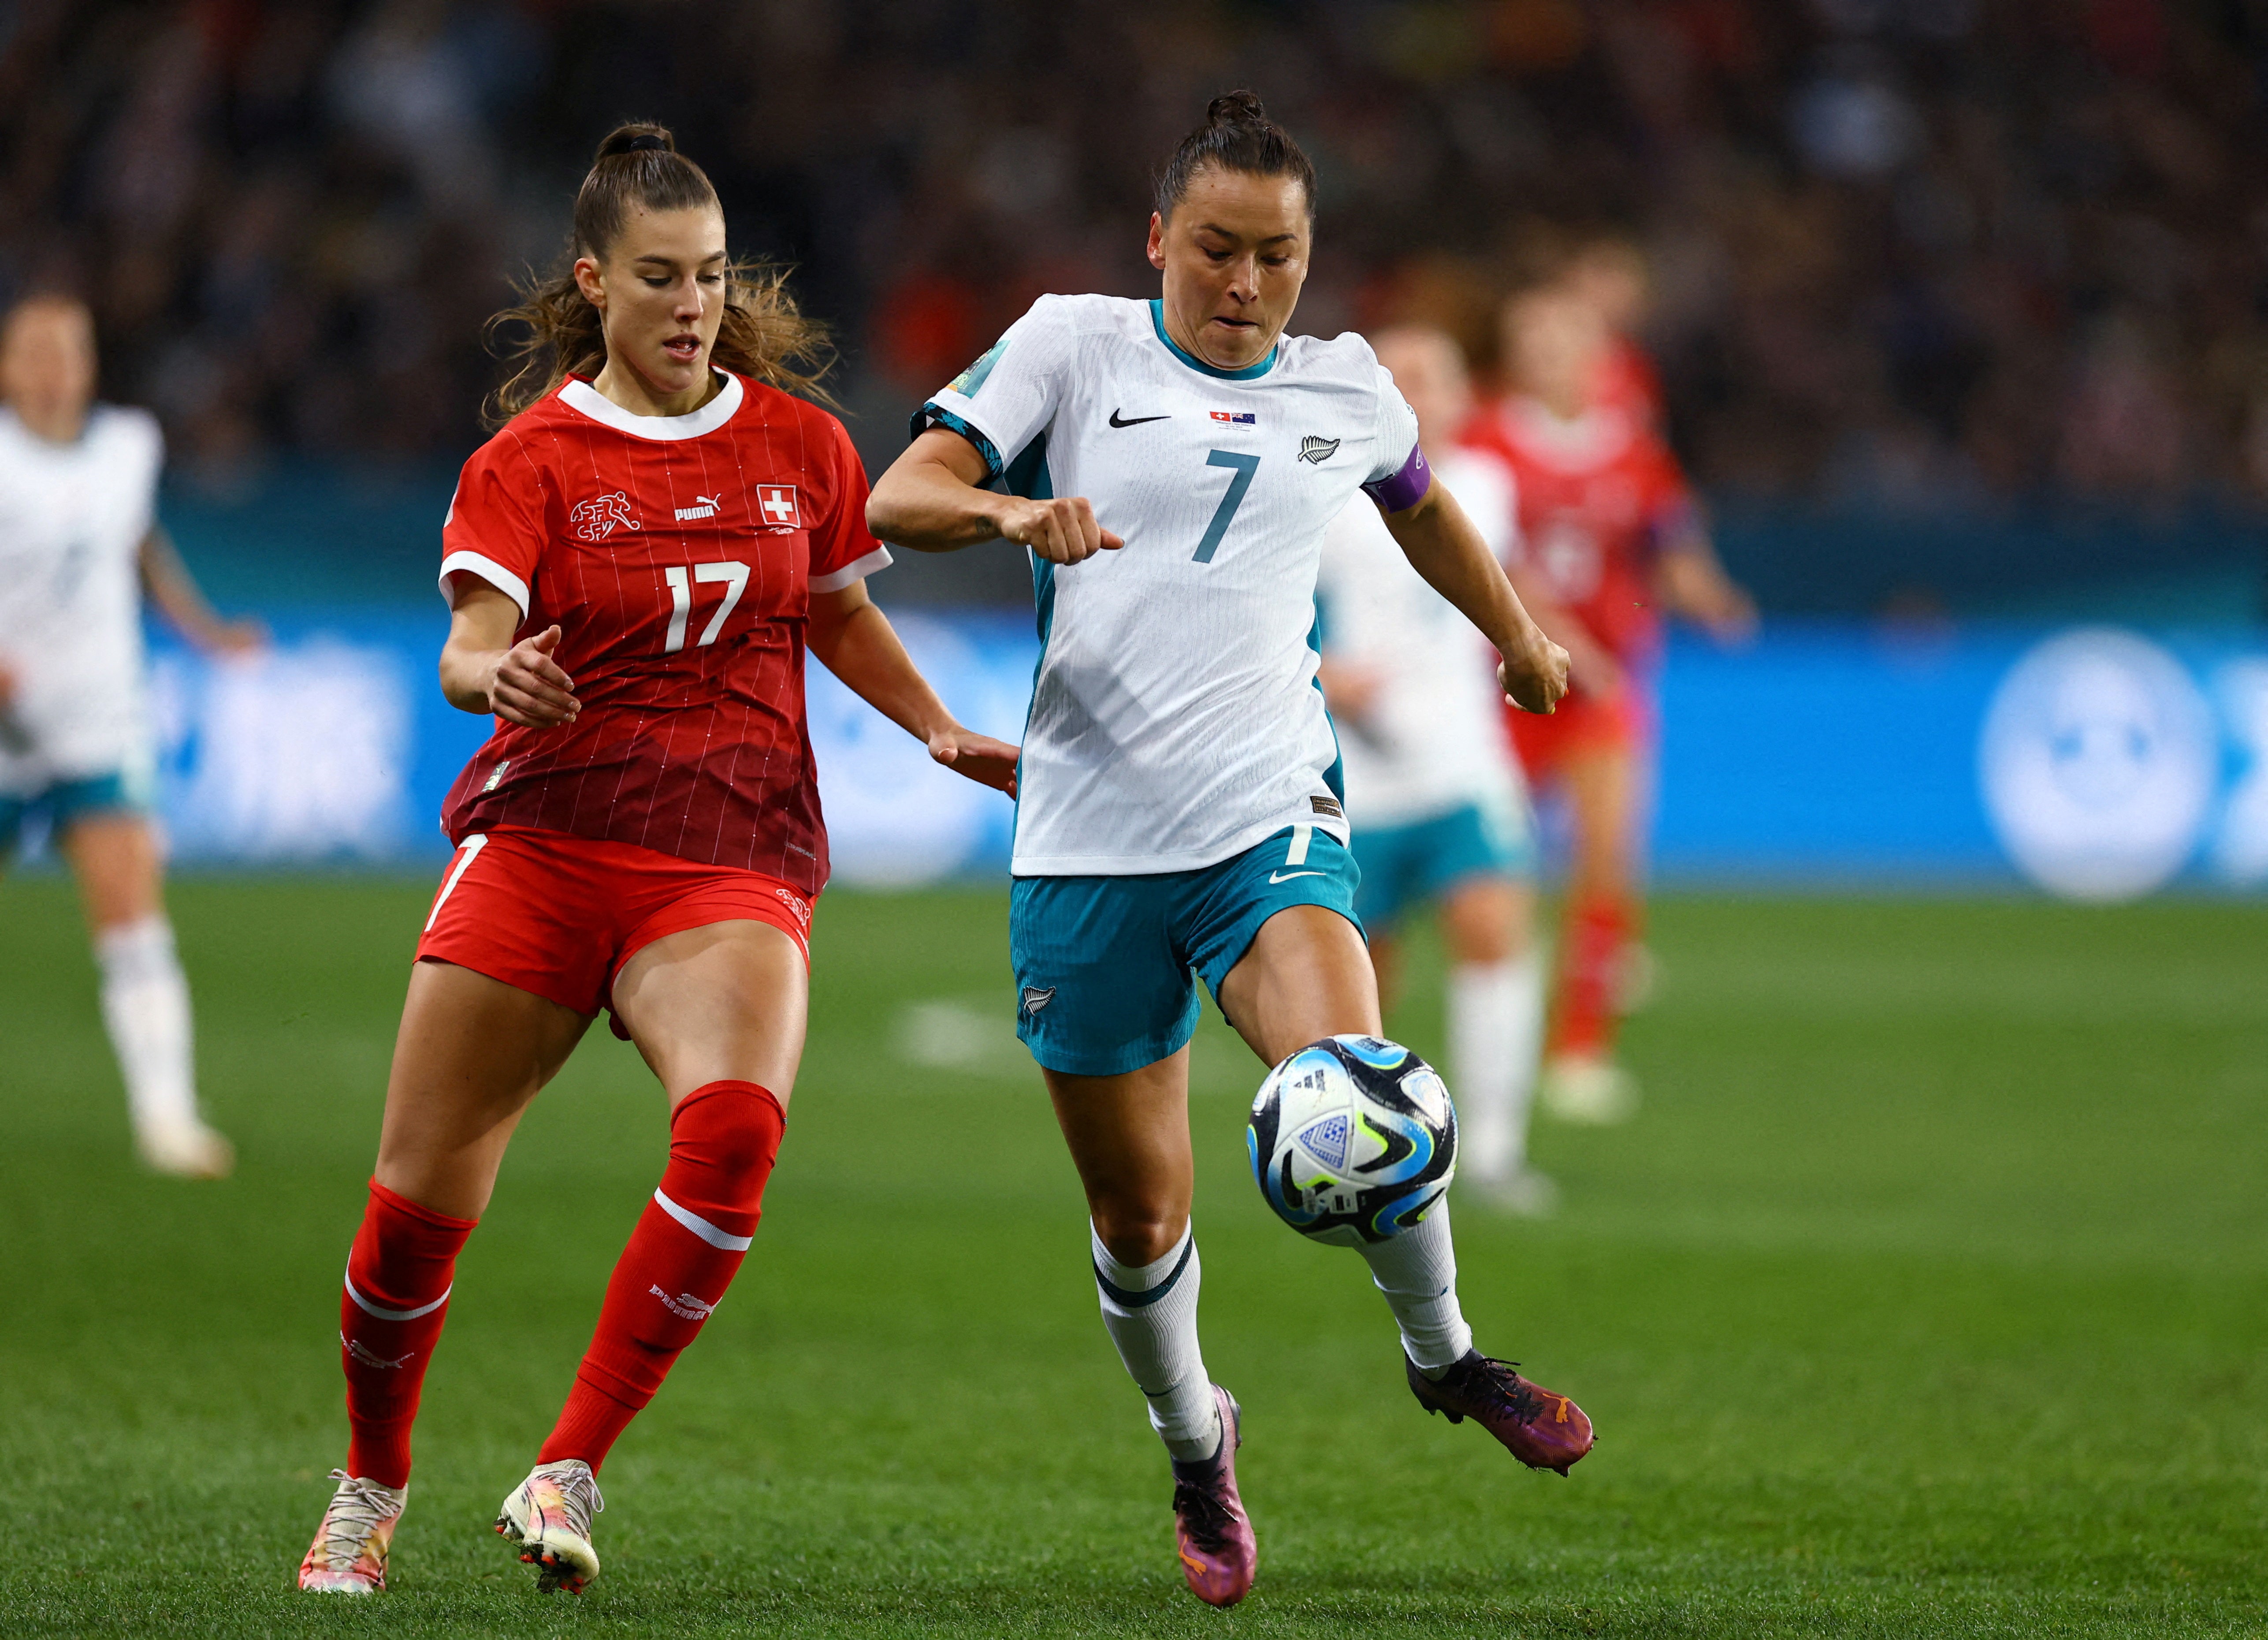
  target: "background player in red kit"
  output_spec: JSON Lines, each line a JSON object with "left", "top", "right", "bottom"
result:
{"left": 1558, "top": 227, "right": 1666, "bottom": 429}
{"left": 1466, "top": 283, "right": 1753, "bottom": 1122}
{"left": 296, "top": 125, "right": 1017, "bottom": 1597}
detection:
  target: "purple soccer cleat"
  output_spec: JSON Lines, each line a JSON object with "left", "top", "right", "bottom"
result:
{"left": 1169, "top": 1385, "right": 1256, "bottom": 1607}
{"left": 1406, "top": 1351, "right": 1595, "bottom": 1475}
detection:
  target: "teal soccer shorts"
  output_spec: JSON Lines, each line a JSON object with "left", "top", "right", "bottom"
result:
{"left": 1009, "top": 823, "right": 1362, "bottom": 1077}
{"left": 0, "top": 768, "right": 152, "bottom": 856}
{"left": 1350, "top": 795, "right": 1536, "bottom": 932}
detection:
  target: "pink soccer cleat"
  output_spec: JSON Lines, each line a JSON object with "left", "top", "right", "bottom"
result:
{"left": 297, "top": 1470, "right": 405, "bottom": 1593}
{"left": 1169, "top": 1385, "right": 1256, "bottom": 1607}
{"left": 1407, "top": 1351, "right": 1595, "bottom": 1475}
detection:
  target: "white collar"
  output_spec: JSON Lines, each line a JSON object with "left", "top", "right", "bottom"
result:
{"left": 558, "top": 371, "right": 744, "bottom": 440}
{"left": 1501, "top": 396, "right": 1634, "bottom": 471}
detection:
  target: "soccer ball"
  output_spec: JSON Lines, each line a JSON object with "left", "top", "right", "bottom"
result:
{"left": 1246, "top": 1035, "right": 1457, "bottom": 1246}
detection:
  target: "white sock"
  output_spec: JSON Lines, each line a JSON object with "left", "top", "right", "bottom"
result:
{"left": 96, "top": 915, "right": 200, "bottom": 1132}
{"left": 1357, "top": 1200, "right": 1473, "bottom": 1377}
{"left": 1091, "top": 1222, "right": 1220, "bottom": 1462}
{"left": 1450, "top": 954, "right": 1544, "bottom": 1182}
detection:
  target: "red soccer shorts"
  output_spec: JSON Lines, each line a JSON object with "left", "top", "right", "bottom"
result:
{"left": 415, "top": 825, "right": 814, "bottom": 1026}
{"left": 1505, "top": 681, "right": 1655, "bottom": 789}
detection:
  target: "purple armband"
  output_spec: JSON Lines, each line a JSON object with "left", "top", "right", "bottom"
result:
{"left": 1361, "top": 443, "right": 1431, "bottom": 513}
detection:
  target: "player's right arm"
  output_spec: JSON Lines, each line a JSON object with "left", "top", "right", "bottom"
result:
{"left": 867, "top": 294, "right": 1123, "bottom": 564}
{"left": 868, "top": 428, "right": 1123, "bottom": 563}
{"left": 437, "top": 584, "right": 579, "bottom": 729}
{"left": 434, "top": 436, "right": 577, "bottom": 727}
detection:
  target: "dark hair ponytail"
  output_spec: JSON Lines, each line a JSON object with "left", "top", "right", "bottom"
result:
{"left": 485, "top": 122, "right": 835, "bottom": 423}
{"left": 1154, "top": 90, "right": 1317, "bottom": 223}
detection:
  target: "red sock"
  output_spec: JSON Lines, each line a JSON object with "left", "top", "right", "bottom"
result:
{"left": 1553, "top": 891, "right": 1634, "bottom": 1058}
{"left": 339, "top": 1180, "right": 478, "bottom": 1489}
{"left": 538, "top": 1081, "right": 785, "bottom": 1472}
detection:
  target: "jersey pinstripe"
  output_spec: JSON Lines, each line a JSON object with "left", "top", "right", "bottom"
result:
{"left": 436, "top": 371, "right": 890, "bottom": 891}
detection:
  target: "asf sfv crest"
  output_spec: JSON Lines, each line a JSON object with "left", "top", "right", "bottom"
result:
{"left": 1298, "top": 435, "right": 1339, "bottom": 464}
{"left": 570, "top": 491, "right": 642, "bottom": 540}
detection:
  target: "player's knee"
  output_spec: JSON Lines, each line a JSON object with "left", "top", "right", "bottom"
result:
{"left": 1092, "top": 1206, "right": 1188, "bottom": 1268}
{"left": 669, "top": 1081, "right": 785, "bottom": 1206}
{"left": 1443, "top": 899, "right": 1515, "bottom": 965}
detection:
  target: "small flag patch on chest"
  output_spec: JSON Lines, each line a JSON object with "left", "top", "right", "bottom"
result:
{"left": 756, "top": 485, "right": 801, "bottom": 529}
{"left": 1210, "top": 410, "right": 1257, "bottom": 425}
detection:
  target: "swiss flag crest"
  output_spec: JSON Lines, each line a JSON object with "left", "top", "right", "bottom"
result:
{"left": 755, "top": 485, "right": 802, "bottom": 530}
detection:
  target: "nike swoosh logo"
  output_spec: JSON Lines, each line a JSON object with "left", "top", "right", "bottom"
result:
{"left": 1109, "top": 409, "right": 1168, "bottom": 428}
{"left": 1269, "top": 870, "right": 1325, "bottom": 883}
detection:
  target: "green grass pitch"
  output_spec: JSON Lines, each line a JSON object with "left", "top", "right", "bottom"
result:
{"left": 2, "top": 878, "right": 2265, "bottom": 1636}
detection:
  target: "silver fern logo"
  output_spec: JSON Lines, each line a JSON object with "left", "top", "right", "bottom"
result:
{"left": 1298, "top": 435, "right": 1339, "bottom": 464}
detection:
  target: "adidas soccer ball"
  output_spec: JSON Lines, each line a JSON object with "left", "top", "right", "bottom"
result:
{"left": 1246, "top": 1035, "right": 1457, "bottom": 1246}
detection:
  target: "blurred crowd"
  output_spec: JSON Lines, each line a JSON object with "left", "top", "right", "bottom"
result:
{"left": 6, "top": 0, "right": 2266, "bottom": 507}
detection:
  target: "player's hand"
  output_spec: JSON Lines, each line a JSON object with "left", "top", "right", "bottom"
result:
{"left": 1498, "top": 629, "right": 1571, "bottom": 716}
{"left": 1316, "top": 658, "right": 1384, "bottom": 724}
{"left": 996, "top": 495, "right": 1123, "bottom": 565}
{"left": 0, "top": 655, "right": 16, "bottom": 708}
{"left": 489, "top": 625, "right": 580, "bottom": 729}
{"left": 208, "top": 617, "right": 267, "bottom": 655}
{"left": 1706, "top": 586, "right": 1760, "bottom": 647}
{"left": 928, "top": 725, "right": 1020, "bottom": 799}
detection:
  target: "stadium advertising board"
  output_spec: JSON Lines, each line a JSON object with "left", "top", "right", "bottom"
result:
{"left": 106, "top": 614, "right": 2268, "bottom": 901}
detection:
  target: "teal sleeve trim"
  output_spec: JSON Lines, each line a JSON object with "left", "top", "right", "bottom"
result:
{"left": 1307, "top": 606, "right": 1345, "bottom": 803}
{"left": 1148, "top": 298, "right": 1279, "bottom": 381}
{"left": 912, "top": 403, "right": 1004, "bottom": 479}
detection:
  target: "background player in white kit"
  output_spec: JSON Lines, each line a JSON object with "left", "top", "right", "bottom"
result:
{"left": 1316, "top": 324, "right": 1553, "bottom": 1217}
{"left": 0, "top": 294, "right": 259, "bottom": 1178}
{"left": 871, "top": 94, "right": 1585, "bottom": 1608}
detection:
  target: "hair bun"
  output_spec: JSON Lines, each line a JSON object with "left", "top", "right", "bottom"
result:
{"left": 596, "top": 124, "right": 676, "bottom": 160}
{"left": 1207, "top": 90, "right": 1267, "bottom": 126}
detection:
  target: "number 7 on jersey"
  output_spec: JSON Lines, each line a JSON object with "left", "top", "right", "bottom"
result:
{"left": 1192, "top": 451, "right": 1260, "bottom": 563}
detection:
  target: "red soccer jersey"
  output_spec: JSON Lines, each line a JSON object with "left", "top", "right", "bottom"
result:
{"left": 1463, "top": 395, "right": 1691, "bottom": 664}
{"left": 435, "top": 372, "right": 890, "bottom": 893}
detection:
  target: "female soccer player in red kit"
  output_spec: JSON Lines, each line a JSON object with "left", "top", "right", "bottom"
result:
{"left": 1466, "top": 283, "right": 1753, "bottom": 1121}
{"left": 296, "top": 125, "right": 1017, "bottom": 1597}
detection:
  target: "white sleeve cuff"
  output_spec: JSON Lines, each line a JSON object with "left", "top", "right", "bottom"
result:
{"left": 810, "top": 545, "right": 893, "bottom": 594}
{"left": 439, "top": 551, "right": 530, "bottom": 618}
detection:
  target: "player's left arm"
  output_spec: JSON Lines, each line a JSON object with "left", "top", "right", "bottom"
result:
{"left": 1379, "top": 480, "right": 1569, "bottom": 716}
{"left": 1654, "top": 504, "right": 1757, "bottom": 644}
{"left": 138, "top": 526, "right": 265, "bottom": 655}
{"left": 807, "top": 579, "right": 1019, "bottom": 798}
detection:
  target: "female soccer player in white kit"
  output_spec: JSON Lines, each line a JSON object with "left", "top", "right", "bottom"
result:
{"left": 870, "top": 93, "right": 1591, "bottom": 1608}
{"left": 1316, "top": 324, "right": 1554, "bottom": 1216}
{"left": 0, "top": 294, "right": 260, "bottom": 1178}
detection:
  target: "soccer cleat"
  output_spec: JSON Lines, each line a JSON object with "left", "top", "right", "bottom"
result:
{"left": 297, "top": 1469, "right": 405, "bottom": 1593}
{"left": 1539, "top": 1054, "right": 1637, "bottom": 1126}
{"left": 496, "top": 1458, "right": 605, "bottom": 1593}
{"left": 1169, "top": 1385, "right": 1256, "bottom": 1608}
{"left": 137, "top": 1116, "right": 234, "bottom": 1179}
{"left": 1407, "top": 1351, "right": 1594, "bottom": 1476}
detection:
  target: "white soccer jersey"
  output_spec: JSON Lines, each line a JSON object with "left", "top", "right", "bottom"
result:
{"left": 920, "top": 294, "right": 1422, "bottom": 876}
{"left": 1316, "top": 447, "right": 1525, "bottom": 829}
{"left": 0, "top": 405, "right": 164, "bottom": 792}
